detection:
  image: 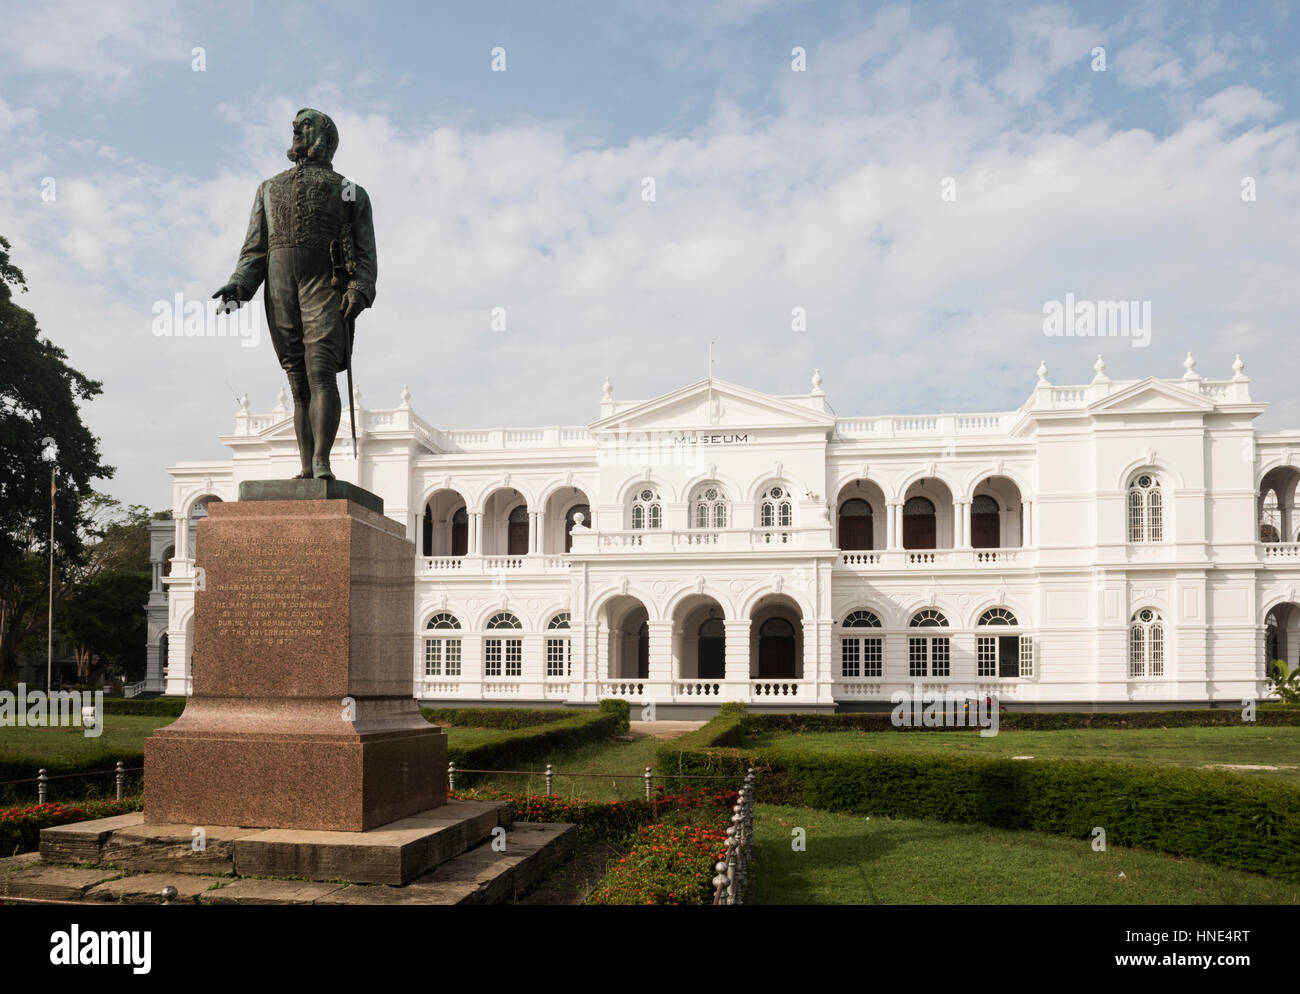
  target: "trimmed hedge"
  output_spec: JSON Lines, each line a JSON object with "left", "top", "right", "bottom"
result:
{"left": 656, "top": 711, "right": 1300, "bottom": 882}
{"left": 447, "top": 701, "right": 630, "bottom": 778}
{"left": 420, "top": 707, "right": 576, "bottom": 730}
{"left": 747, "top": 708, "right": 1300, "bottom": 734}
{"left": 103, "top": 698, "right": 186, "bottom": 717}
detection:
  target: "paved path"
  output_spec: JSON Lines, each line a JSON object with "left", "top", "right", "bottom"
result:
{"left": 627, "top": 720, "right": 706, "bottom": 740}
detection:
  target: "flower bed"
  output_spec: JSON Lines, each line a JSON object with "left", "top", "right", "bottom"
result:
{"left": 1, "top": 798, "right": 142, "bottom": 857}
{"left": 451, "top": 784, "right": 739, "bottom": 904}
{"left": 586, "top": 820, "right": 729, "bottom": 905}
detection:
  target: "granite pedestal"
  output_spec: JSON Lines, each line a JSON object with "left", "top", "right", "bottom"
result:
{"left": 144, "top": 481, "right": 446, "bottom": 832}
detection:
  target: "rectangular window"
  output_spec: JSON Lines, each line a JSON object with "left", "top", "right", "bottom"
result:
{"left": 1150, "top": 627, "right": 1163, "bottom": 677}
{"left": 840, "top": 638, "right": 860, "bottom": 677}
{"left": 425, "top": 638, "right": 462, "bottom": 677}
{"left": 977, "top": 636, "right": 997, "bottom": 678}
{"left": 1018, "top": 635, "right": 1033, "bottom": 678}
{"left": 931, "top": 637, "right": 950, "bottom": 677}
{"left": 504, "top": 638, "right": 522, "bottom": 677}
{"left": 546, "top": 637, "right": 568, "bottom": 677}
{"left": 908, "top": 637, "right": 927, "bottom": 677}
{"left": 862, "top": 637, "right": 882, "bottom": 677}
{"left": 485, "top": 639, "right": 502, "bottom": 677}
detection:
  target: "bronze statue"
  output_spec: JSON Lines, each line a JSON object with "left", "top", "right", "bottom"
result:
{"left": 214, "top": 108, "right": 377, "bottom": 480}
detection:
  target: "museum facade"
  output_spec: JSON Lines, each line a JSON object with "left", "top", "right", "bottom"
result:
{"left": 142, "top": 354, "right": 1300, "bottom": 711}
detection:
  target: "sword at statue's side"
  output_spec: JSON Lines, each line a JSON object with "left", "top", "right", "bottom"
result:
{"left": 345, "top": 314, "right": 357, "bottom": 459}
{"left": 331, "top": 233, "right": 360, "bottom": 460}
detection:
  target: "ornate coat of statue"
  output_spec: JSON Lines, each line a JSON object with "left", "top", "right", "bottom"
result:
{"left": 214, "top": 108, "right": 377, "bottom": 480}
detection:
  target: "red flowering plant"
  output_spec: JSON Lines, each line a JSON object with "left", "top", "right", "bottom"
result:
{"left": 1, "top": 798, "right": 142, "bottom": 857}
{"left": 586, "top": 819, "right": 729, "bottom": 905}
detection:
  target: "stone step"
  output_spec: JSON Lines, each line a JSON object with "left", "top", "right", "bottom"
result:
{"left": 38, "top": 799, "right": 513, "bottom": 886}
{"left": 317, "top": 822, "right": 578, "bottom": 906}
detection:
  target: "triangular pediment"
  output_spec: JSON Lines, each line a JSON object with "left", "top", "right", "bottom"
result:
{"left": 589, "top": 378, "right": 835, "bottom": 434}
{"left": 1089, "top": 377, "right": 1216, "bottom": 415}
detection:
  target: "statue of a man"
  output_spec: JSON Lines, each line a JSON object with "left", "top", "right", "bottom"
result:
{"left": 213, "top": 108, "right": 377, "bottom": 480}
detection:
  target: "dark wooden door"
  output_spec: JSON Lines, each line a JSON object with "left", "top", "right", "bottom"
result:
{"left": 903, "top": 497, "right": 936, "bottom": 550}
{"left": 758, "top": 619, "right": 796, "bottom": 678}
{"left": 451, "top": 509, "right": 468, "bottom": 556}
{"left": 838, "top": 499, "right": 873, "bottom": 550}
{"left": 971, "top": 513, "right": 1000, "bottom": 548}
{"left": 507, "top": 506, "right": 529, "bottom": 555}
{"left": 637, "top": 621, "right": 649, "bottom": 679}
{"left": 698, "top": 618, "right": 725, "bottom": 679}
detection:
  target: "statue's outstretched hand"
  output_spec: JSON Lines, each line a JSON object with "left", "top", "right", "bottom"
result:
{"left": 212, "top": 283, "right": 243, "bottom": 313}
{"left": 340, "top": 289, "right": 366, "bottom": 325}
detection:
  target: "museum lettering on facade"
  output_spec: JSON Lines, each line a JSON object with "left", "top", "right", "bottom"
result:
{"left": 135, "top": 357, "right": 1300, "bottom": 713}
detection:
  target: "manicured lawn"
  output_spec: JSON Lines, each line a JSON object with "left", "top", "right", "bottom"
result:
{"left": 458, "top": 733, "right": 663, "bottom": 801}
{"left": 746, "top": 726, "right": 1300, "bottom": 786}
{"left": 0, "top": 715, "right": 173, "bottom": 763}
{"left": 753, "top": 804, "right": 1300, "bottom": 905}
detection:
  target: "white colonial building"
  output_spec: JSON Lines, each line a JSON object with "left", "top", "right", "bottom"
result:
{"left": 144, "top": 354, "right": 1300, "bottom": 712}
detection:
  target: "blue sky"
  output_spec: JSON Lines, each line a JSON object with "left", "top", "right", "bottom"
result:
{"left": 2, "top": 0, "right": 1298, "bottom": 506}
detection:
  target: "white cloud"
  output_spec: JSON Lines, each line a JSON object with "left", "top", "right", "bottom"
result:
{"left": 3, "top": 11, "right": 1300, "bottom": 509}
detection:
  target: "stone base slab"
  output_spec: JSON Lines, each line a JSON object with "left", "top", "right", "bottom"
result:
{"left": 41, "top": 799, "right": 510, "bottom": 886}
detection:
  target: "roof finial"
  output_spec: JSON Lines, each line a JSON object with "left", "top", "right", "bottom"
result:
{"left": 1182, "top": 351, "right": 1199, "bottom": 380}
{"left": 602, "top": 376, "right": 613, "bottom": 400}
{"left": 273, "top": 388, "right": 287, "bottom": 413}
{"left": 1036, "top": 360, "right": 1049, "bottom": 385}
{"left": 238, "top": 392, "right": 250, "bottom": 413}
{"left": 1092, "top": 354, "right": 1108, "bottom": 383}
{"left": 1232, "top": 354, "right": 1246, "bottom": 379}
{"left": 811, "top": 368, "right": 824, "bottom": 395}
{"left": 399, "top": 385, "right": 411, "bottom": 409}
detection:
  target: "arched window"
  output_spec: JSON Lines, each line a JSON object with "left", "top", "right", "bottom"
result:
{"left": 976, "top": 608, "right": 1030, "bottom": 678}
{"left": 1127, "top": 474, "right": 1163, "bottom": 543}
{"left": 485, "top": 611, "right": 523, "bottom": 678}
{"left": 691, "top": 485, "right": 728, "bottom": 529}
{"left": 1261, "top": 490, "right": 1280, "bottom": 543}
{"left": 838, "top": 498, "right": 873, "bottom": 551}
{"left": 840, "top": 610, "right": 881, "bottom": 678}
{"left": 759, "top": 485, "right": 793, "bottom": 529}
{"left": 842, "top": 609, "right": 882, "bottom": 628}
{"left": 546, "top": 612, "right": 570, "bottom": 677}
{"left": 1129, "top": 608, "right": 1165, "bottom": 678}
{"left": 507, "top": 505, "right": 529, "bottom": 555}
{"left": 1265, "top": 611, "right": 1279, "bottom": 667}
{"left": 422, "top": 505, "right": 433, "bottom": 556}
{"left": 970, "top": 494, "right": 1000, "bottom": 549}
{"left": 424, "top": 612, "right": 462, "bottom": 678}
{"left": 908, "top": 609, "right": 949, "bottom": 677}
{"left": 631, "top": 488, "right": 662, "bottom": 530}
{"left": 903, "top": 496, "right": 937, "bottom": 550}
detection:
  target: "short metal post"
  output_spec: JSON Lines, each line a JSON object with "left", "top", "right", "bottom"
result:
{"left": 37, "top": 768, "right": 48, "bottom": 804}
{"left": 644, "top": 765, "right": 653, "bottom": 802}
{"left": 545, "top": 763, "right": 554, "bottom": 795}
{"left": 712, "top": 860, "right": 729, "bottom": 905}
{"left": 447, "top": 761, "right": 456, "bottom": 793}
{"left": 115, "top": 760, "right": 125, "bottom": 801}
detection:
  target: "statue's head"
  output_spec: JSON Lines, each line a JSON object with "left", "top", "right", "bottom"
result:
{"left": 288, "top": 108, "right": 338, "bottom": 166}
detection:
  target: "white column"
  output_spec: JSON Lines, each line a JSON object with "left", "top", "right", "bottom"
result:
{"left": 886, "top": 502, "right": 900, "bottom": 550}
{"left": 173, "top": 511, "right": 188, "bottom": 561}
{"left": 955, "top": 500, "right": 969, "bottom": 549}
{"left": 529, "top": 512, "right": 539, "bottom": 554}
{"left": 1022, "top": 499, "right": 1033, "bottom": 545}
{"left": 723, "top": 619, "right": 752, "bottom": 699}
{"left": 470, "top": 512, "right": 481, "bottom": 555}
{"left": 647, "top": 621, "right": 673, "bottom": 689}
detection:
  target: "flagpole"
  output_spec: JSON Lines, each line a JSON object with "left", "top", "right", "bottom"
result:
{"left": 42, "top": 438, "right": 57, "bottom": 693}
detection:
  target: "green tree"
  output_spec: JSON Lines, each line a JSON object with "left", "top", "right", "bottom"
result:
{"left": 59, "top": 568, "right": 151, "bottom": 684}
{"left": 0, "top": 235, "right": 114, "bottom": 680}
